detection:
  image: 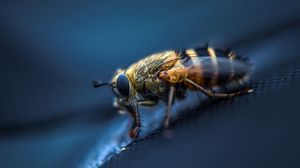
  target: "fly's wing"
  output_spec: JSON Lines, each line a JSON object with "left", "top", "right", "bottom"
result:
{"left": 182, "top": 56, "right": 250, "bottom": 81}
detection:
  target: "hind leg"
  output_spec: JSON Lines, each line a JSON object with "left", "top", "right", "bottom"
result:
{"left": 185, "top": 78, "right": 252, "bottom": 98}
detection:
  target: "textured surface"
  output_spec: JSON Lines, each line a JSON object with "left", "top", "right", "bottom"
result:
{"left": 103, "top": 69, "right": 300, "bottom": 168}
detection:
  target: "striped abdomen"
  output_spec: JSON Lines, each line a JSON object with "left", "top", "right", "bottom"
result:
{"left": 159, "top": 47, "right": 250, "bottom": 89}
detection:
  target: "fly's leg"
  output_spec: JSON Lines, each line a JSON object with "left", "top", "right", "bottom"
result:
{"left": 114, "top": 98, "right": 141, "bottom": 139}
{"left": 185, "top": 78, "right": 253, "bottom": 98}
{"left": 127, "top": 105, "right": 141, "bottom": 139}
{"left": 164, "top": 85, "right": 176, "bottom": 128}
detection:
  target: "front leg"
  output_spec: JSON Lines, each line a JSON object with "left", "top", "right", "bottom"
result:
{"left": 127, "top": 104, "right": 141, "bottom": 139}
{"left": 114, "top": 98, "right": 141, "bottom": 139}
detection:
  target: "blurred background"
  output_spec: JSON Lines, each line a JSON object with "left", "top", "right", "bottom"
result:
{"left": 1, "top": 0, "right": 300, "bottom": 168}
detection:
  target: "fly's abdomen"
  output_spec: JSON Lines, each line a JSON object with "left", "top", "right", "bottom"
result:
{"left": 180, "top": 47, "right": 250, "bottom": 89}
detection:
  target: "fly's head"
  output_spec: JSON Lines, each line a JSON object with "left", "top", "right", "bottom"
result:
{"left": 93, "top": 69, "right": 136, "bottom": 112}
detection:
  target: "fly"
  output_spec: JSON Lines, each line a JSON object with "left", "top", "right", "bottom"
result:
{"left": 93, "top": 46, "right": 253, "bottom": 139}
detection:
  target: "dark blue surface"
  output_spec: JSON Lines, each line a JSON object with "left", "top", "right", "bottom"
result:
{"left": 103, "top": 26, "right": 300, "bottom": 168}
{"left": 1, "top": 0, "right": 300, "bottom": 168}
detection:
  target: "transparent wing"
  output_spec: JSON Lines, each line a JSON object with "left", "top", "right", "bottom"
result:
{"left": 182, "top": 56, "right": 250, "bottom": 77}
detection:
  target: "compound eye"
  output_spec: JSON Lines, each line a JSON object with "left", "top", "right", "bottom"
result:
{"left": 115, "top": 73, "right": 130, "bottom": 97}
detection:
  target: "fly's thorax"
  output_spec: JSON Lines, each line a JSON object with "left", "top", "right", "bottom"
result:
{"left": 143, "top": 77, "right": 167, "bottom": 97}
{"left": 127, "top": 50, "right": 180, "bottom": 93}
{"left": 130, "top": 66, "right": 167, "bottom": 98}
{"left": 134, "top": 50, "right": 180, "bottom": 76}
{"left": 112, "top": 50, "right": 181, "bottom": 101}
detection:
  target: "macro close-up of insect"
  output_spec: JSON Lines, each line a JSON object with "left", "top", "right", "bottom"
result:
{"left": 93, "top": 46, "right": 253, "bottom": 139}
{"left": 3, "top": 1, "right": 300, "bottom": 168}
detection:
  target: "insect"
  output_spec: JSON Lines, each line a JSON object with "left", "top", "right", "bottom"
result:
{"left": 93, "top": 45, "right": 253, "bottom": 139}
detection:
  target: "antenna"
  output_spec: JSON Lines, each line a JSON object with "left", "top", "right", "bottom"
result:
{"left": 92, "top": 80, "right": 111, "bottom": 88}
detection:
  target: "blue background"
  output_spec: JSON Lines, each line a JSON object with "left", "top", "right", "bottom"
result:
{"left": 1, "top": 0, "right": 300, "bottom": 168}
